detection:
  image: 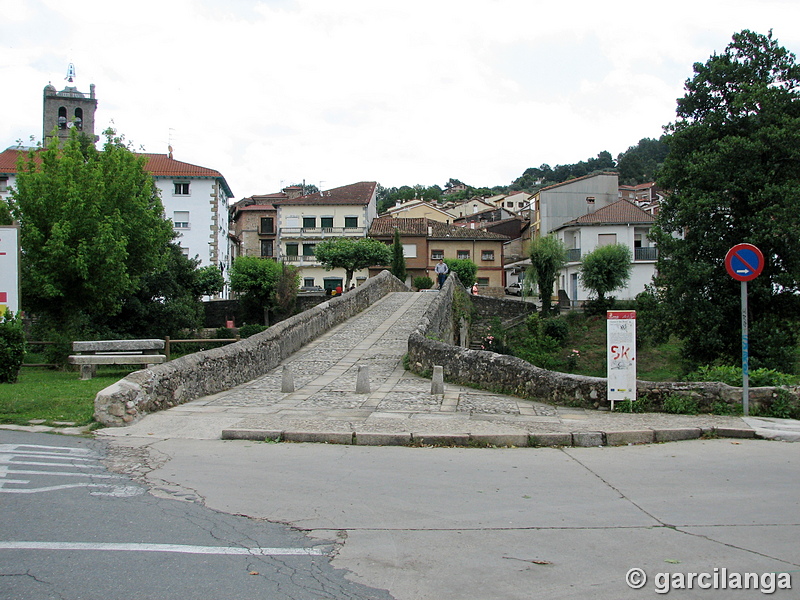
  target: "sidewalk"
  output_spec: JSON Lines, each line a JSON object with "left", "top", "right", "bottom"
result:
{"left": 91, "top": 291, "right": 800, "bottom": 446}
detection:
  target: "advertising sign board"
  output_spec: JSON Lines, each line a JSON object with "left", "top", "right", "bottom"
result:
{"left": 0, "top": 226, "right": 20, "bottom": 316}
{"left": 607, "top": 310, "right": 636, "bottom": 410}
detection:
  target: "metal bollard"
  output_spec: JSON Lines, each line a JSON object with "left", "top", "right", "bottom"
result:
{"left": 431, "top": 365, "right": 444, "bottom": 395}
{"left": 356, "top": 364, "right": 371, "bottom": 394}
{"left": 281, "top": 365, "right": 295, "bottom": 393}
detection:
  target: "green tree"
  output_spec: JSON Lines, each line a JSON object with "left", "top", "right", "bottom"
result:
{"left": 315, "top": 237, "right": 392, "bottom": 290}
{"left": 443, "top": 258, "right": 477, "bottom": 288}
{"left": 390, "top": 228, "right": 407, "bottom": 283}
{"left": 229, "top": 256, "right": 283, "bottom": 325}
{"left": 109, "top": 245, "right": 225, "bottom": 338}
{"left": 273, "top": 262, "right": 300, "bottom": 319}
{"left": 616, "top": 137, "right": 669, "bottom": 184}
{"left": 0, "top": 311, "right": 24, "bottom": 384}
{"left": 9, "top": 127, "right": 174, "bottom": 336}
{"left": 579, "top": 244, "right": 632, "bottom": 313}
{"left": 527, "top": 235, "right": 567, "bottom": 315}
{"left": 651, "top": 29, "right": 800, "bottom": 370}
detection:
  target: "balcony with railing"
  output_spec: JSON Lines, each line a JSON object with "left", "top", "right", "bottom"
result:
{"left": 279, "top": 227, "right": 365, "bottom": 239}
{"left": 634, "top": 246, "right": 658, "bottom": 261}
{"left": 566, "top": 248, "right": 582, "bottom": 262}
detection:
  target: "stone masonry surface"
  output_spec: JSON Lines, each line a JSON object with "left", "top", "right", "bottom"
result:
{"left": 93, "top": 270, "right": 408, "bottom": 426}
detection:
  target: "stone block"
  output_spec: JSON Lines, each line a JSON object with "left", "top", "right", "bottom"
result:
{"left": 571, "top": 431, "right": 605, "bottom": 447}
{"left": 412, "top": 433, "right": 470, "bottom": 446}
{"left": 221, "top": 429, "right": 282, "bottom": 441}
{"left": 282, "top": 430, "right": 354, "bottom": 444}
{"left": 605, "top": 430, "right": 655, "bottom": 446}
{"left": 469, "top": 433, "right": 529, "bottom": 447}
{"left": 529, "top": 432, "right": 572, "bottom": 447}
{"left": 713, "top": 427, "right": 756, "bottom": 439}
{"left": 654, "top": 428, "right": 702, "bottom": 443}
{"left": 354, "top": 432, "right": 413, "bottom": 446}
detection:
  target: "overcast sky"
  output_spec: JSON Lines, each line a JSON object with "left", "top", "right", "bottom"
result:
{"left": 3, "top": 0, "right": 800, "bottom": 199}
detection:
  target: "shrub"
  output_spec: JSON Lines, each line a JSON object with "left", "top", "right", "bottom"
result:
{"left": 413, "top": 276, "right": 434, "bottom": 290}
{"left": 0, "top": 311, "right": 25, "bottom": 383}
{"left": 542, "top": 318, "right": 569, "bottom": 344}
{"left": 214, "top": 327, "right": 236, "bottom": 339}
{"left": 688, "top": 365, "right": 798, "bottom": 387}
{"left": 238, "top": 323, "right": 267, "bottom": 338}
{"left": 662, "top": 394, "right": 699, "bottom": 415}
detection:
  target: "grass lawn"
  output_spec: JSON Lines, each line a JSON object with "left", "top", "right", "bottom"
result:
{"left": 0, "top": 367, "right": 135, "bottom": 427}
{"left": 510, "top": 312, "right": 688, "bottom": 381}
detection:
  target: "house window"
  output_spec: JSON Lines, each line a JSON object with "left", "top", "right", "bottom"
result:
{"left": 321, "top": 216, "right": 334, "bottom": 229}
{"left": 303, "top": 216, "right": 316, "bottom": 229}
{"left": 431, "top": 249, "right": 444, "bottom": 260}
{"left": 285, "top": 243, "right": 299, "bottom": 257}
{"left": 402, "top": 244, "right": 417, "bottom": 258}
{"left": 302, "top": 243, "right": 316, "bottom": 256}
{"left": 457, "top": 250, "right": 470, "bottom": 260}
{"left": 344, "top": 216, "right": 358, "bottom": 228}
{"left": 286, "top": 216, "right": 299, "bottom": 228}
{"left": 477, "top": 277, "right": 489, "bottom": 287}
{"left": 174, "top": 181, "right": 190, "bottom": 195}
{"left": 260, "top": 217, "right": 274, "bottom": 234}
{"left": 260, "top": 239, "right": 273, "bottom": 257}
{"left": 598, "top": 233, "right": 617, "bottom": 247}
{"left": 0, "top": 177, "right": 7, "bottom": 193}
{"left": 304, "top": 278, "right": 315, "bottom": 287}
{"left": 481, "top": 250, "right": 495, "bottom": 261}
{"left": 173, "top": 211, "right": 190, "bottom": 229}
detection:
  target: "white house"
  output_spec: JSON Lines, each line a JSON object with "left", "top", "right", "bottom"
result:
{"left": 553, "top": 199, "right": 657, "bottom": 305}
{"left": 141, "top": 153, "right": 234, "bottom": 275}
{"left": 273, "top": 182, "right": 378, "bottom": 291}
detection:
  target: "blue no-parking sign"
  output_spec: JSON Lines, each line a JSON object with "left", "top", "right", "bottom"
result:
{"left": 725, "top": 243, "right": 764, "bottom": 282}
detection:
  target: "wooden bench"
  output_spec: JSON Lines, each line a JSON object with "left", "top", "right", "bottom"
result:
{"left": 68, "top": 339, "right": 167, "bottom": 380}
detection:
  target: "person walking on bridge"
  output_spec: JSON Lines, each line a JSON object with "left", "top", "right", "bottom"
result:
{"left": 435, "top": 259, "right": 449, "bottom": 289}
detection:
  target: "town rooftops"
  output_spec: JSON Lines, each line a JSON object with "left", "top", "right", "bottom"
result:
{"left": 369, "top": 216, "right": 510, "bottom": 240}
{"left": 556, "top": 199, "right": 655, "bottom": 228}
{"left": 0, "top": 147, "right": 233, "bottom": 197}
{"left": 273, "top": 181, "right": 377, "bottom": 206}
{"left": 140, "top": 153, "right": 233, "bottom": 197}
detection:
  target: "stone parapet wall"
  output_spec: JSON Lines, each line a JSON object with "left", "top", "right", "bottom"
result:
{"left": 95, "top": 270, "right": 408, "bottom": 426}
{"left": 408, "top": 277, "right": 798, "bottom": 413}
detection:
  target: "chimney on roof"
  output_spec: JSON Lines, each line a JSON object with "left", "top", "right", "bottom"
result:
{"left": 586, "top": 196, "right": 596, "bottom": 213}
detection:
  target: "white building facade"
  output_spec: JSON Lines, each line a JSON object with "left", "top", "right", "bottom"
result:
{"left": 554, "top": 199, "right": 658, "bottom": 305}
{"left": 274, "top": 182, "right": 378, "bottom": 291}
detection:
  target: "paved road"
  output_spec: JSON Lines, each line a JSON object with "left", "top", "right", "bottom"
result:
{"left": 0, "top": 429, "right": 392, "bottom": 600}
{"left": 104, "top": 435, "right": 800, "bottom": 600}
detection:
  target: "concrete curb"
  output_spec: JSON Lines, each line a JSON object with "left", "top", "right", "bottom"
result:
{"left": 220, "top": 426, "right": 763, "bottom": 447}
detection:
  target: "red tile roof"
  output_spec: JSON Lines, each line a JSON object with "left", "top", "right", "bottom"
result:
{"left": 559, "top": 199, "right": 655, "bottom": 227}
{"left": 274, "top": 182, "right": 377, "bottom": 206}
{"left": 369, "top": 217, "right": 510, "bottom": 240}
{"left": 0, "top": 148, "right": 33, "bottom": 174}
{"left": 0, "top": 148, "right": 233, "bottom": 197}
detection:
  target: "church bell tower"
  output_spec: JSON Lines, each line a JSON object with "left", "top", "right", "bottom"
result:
{"left": 43, "top": 64, "right": 98, "bottom": 144}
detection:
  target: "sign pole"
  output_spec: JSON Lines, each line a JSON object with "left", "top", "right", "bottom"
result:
{"left": 741, "top": 280, "right": 749, "bottom": 416}
{"left": 725, "top": 243, "right": 762, "bottom": 417}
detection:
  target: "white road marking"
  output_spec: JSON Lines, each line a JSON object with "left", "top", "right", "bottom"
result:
{"left": 0, "top": 541, "right": 327, "bottom": 556}
{"left": 0, "top": 443, "right": 136, "bottom": 496}
{"left": 0, "top": 482, "right": 144, "bottom": 496}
